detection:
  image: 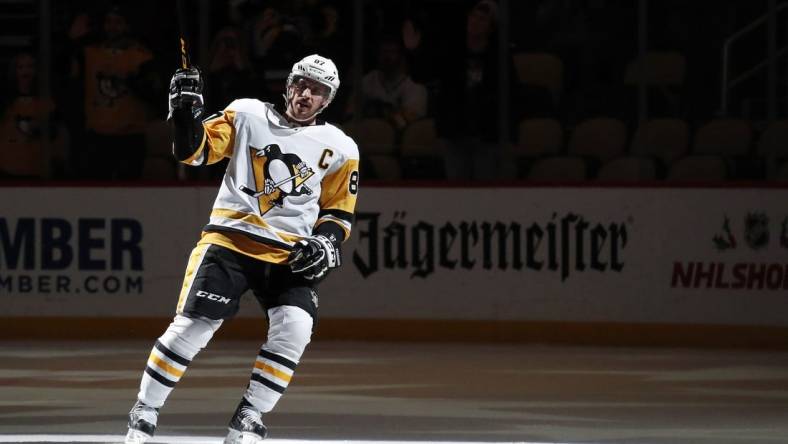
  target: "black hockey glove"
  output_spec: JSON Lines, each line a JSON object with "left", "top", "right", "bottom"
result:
{"left": 168, "top": 67, "right": 204, "bottom": 120}
{"left": 288, "top": 235, "right": 341, "bottom": 281}
{"left": 168, "top": 67, "right": 206, "bottom": 161}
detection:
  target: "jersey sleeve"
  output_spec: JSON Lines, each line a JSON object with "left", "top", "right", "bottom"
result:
{"left": 180, "top": 110, "right": 236, "bottom": 166}
{"left": 315, "top": 153, "right": 360, "bottom": 242}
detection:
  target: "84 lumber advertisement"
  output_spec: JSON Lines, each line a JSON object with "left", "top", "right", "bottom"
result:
{"left": 1, "top": 186, "right": 786, "bottom": 327}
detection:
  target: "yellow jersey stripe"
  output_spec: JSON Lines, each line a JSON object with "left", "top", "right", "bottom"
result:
{"left": 198, "top": 231, "right": 290, "bottom": 264}
{"left": 148, "top": 352, "right": 185, "bottom": 378}
{"left": 203, "top": 110, "right": 236, "bottom": 164}
{"left": 254, "top": 361, "right": 292, "bottom": 383}
{"left": 319, "top": 158, "right": 359, "bottom": 214}
{"left": 210, "top": 208, "right": 302, "bottom": 243}
{"left": 176, "top": 244, "right": 210, "bottom": 314}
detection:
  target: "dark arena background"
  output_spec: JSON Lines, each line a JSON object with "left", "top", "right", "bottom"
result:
{"left": 1, "top": 1, "right": 788, "bottom": 443}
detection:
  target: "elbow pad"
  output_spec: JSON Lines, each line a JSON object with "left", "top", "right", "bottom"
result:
{"left": 169, "top": 103, "right": 205, "bottom": 162}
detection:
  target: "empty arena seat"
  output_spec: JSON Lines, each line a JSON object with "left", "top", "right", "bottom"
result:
{"left": 527, "top": 156, "right": 587, "bottom": 182}
{"left": 776, "top": 162, "right": 788, "bottom": 181}
{"left": 758, "top": 120, "right": 788, "bottom": 159}
{"left": 144, "top": 120, "right": 171, "bottom": 157}
{"left": 693, "top": 119, "right": 752, "bottom": 156}
{"left": 568, "top": 118, "right": 628, "bottom": 163}
{"left": 667, "top": 155, "right": 728, "bottom": 182}
{"left": 401, "top": 118, "right": 442, "bottom": 156}
{"left": 142, "top": 156, "right": 177, "bottom": 180}
{"left": 597, "top": 156, "right": 658, "bottom": 181}
{"left": 513, "top": 118, "right": 563, "bottom": 157}
{"left": 623, "top": 52, "right": 686, "bottom": 117}
{"left": 630, "top": 118, "right": 689, "bottom": 164}
{"left": 400, "top": 119, "right": 444, "bottom": 179}
{"left": 513, "top": 52, "right": 563, "bottom": 102}
{"left": 759, "top": 121, "right": 788, "bottom": 180}
{"left": 142, "top": 120, "right": 177, "bottom": 180}
{"left": 366, "top": 154, "right": 402, "bottom": 180}
{"left": 624, "top": 51, "right": 686, "bottom": 86}
{"left": 342, "top": 118, "right": 396, "bottom": 155}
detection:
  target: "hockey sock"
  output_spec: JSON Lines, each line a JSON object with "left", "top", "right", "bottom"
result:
{"left": 244, "top": 305, "right": 313, "bottom": 413}
{"left": 137, "top": 314, "right": 222, "bottom": 408}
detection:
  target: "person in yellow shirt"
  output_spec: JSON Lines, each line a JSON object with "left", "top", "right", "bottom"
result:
{"left": 0, "top": 52, "right": 64, "bottom": 179}
{"left": 70, "top": 5, "right": 161, "bottom": 180}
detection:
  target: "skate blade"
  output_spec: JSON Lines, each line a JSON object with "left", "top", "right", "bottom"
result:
{"left": 124, "top": 428, "right": 152, "bottom": 444}
{"left": 224, "top": 429, "right": 265, "bottom": 444}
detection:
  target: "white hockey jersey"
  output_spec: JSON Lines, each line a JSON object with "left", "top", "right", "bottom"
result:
{"left": 181, "top": 99, "right": 359, "bottom": 264}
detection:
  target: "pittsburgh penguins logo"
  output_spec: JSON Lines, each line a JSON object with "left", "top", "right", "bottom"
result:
{"left": 241, "top": 144, "right": 315, "bottom": 214}
{"left": 96, "top": 72, "right": 128, "bottom": 105}
{"left": 14, "top": 115, "right": 37, "bottom": 137}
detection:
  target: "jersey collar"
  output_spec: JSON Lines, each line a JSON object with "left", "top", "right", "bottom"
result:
{"left": 269, "top": 104, "right": 326, "bottom": 128}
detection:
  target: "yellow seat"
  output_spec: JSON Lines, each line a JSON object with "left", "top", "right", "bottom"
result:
{"left": 667, "top": 155, "right": 728, "bottom": 182}
{"left": 528, "top": 156, "right": 587, "bottom": 182}
{"left": 693, "top": 119, "right": 752, "bottom": 156}
{"left": 624, "top": 52, "right": 686, "bottom": 86}
{"left": 513, "top": 118, "right": 563, "bottom": 157}
{"left": 568, "top": 118, "right": 628, "bottom": 163}
{"left": 144, "top": 120, "right": 172, "bottom": 158}
{"left": 142, "top": 156, "right": 177, "bottom": 180}
{"left": 366, "top": 154, "right": 401, "bottom": 180}
{"left": 597, "top": 156, "right": 657, "bottom": 182}
{"left": 343, "top": 118, "right": 396, "bottom": 155}
{"left": 401, "top": 119, "right": 440, "bottom": 157}
{"left": 513, "top": 53, "right": 563, "bottom": 102}
{"left": 758, "top": 120, "right": 788, "bottom": 158}
{"left": 141, "top": 120, "right": 177, "bottom": 180}
{"left": 631, "top": 119, "right": 689, "bottom": 164}
{"left": 776, "top": 162, "right": 788, "bottom": 181}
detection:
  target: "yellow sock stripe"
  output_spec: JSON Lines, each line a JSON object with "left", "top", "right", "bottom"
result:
{"left": 254, "top": 360, "right": 292, "bottom": 383}
{"left": 148, "top": 352, "right": 185, "bottom": 378}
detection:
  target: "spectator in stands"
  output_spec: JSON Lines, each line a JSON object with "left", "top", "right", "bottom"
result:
{"left": 306, "top": 4, "right": 347, "bottom": 67}
{"left": 190, "top": 26, "right": 261, "bottom": 181}
{"left": 360, "top": 36, "right": 428, "bottom": 130}
{"left": 434, "top": 0, "right": 518, "bottom": 180}
{"left": 401, "top": 15, "right": 438, "bottom": 87}
{"left": 58, "top": 9, "right": 95, "bottom": 176}
{"left": 247, "top": 5, "right": 304, "bottom": 95}
{"left": 302, "top": 3, "right": 350, "bottom": 122}
{"left": 533, "top": 0, "right": 635, "bottom": 118}
{"left": 69, "top": 4, "right": 162, "bottom": 180}
{"left": 205, "top": 26, "right": 260, "bottom": 110}
{"left": 0, "top": 53, "right": 66, "bottom": 179}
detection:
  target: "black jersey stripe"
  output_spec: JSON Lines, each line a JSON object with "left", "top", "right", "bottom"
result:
{"left": 203, "top": 225, "right": 293, "bottom": 250}
{"left": 317, "top": 209, "right": 354, "bottom": 223}
{"left": 145, "top": 366, "right": 177, "bottom": 387}
{"left": 251, "top": 372, "right": 286, "bottom": 393}
{"left": 154, "top": 340, "right": 191, "bottom": 366}
{"left": 258, "top": 349, "right": 297, "bottom": 370}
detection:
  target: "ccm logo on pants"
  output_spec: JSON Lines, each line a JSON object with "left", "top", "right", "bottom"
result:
{"left": 195, "top": 290, "right": 231, "bottom": 304}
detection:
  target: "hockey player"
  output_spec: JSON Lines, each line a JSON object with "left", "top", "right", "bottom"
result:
{"left": 125, "top": 54, "right": 358, "bottom": 444}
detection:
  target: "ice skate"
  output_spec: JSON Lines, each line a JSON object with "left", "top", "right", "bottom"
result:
{"left": 224, "top": 398, "right": 268, "bottom": 443}
{"left": 125, "top": 400, "right": 158, "bottom": 444}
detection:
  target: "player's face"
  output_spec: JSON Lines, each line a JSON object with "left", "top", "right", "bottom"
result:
{"left": 287, "top": 76, "right": 329, "bottom": 122}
